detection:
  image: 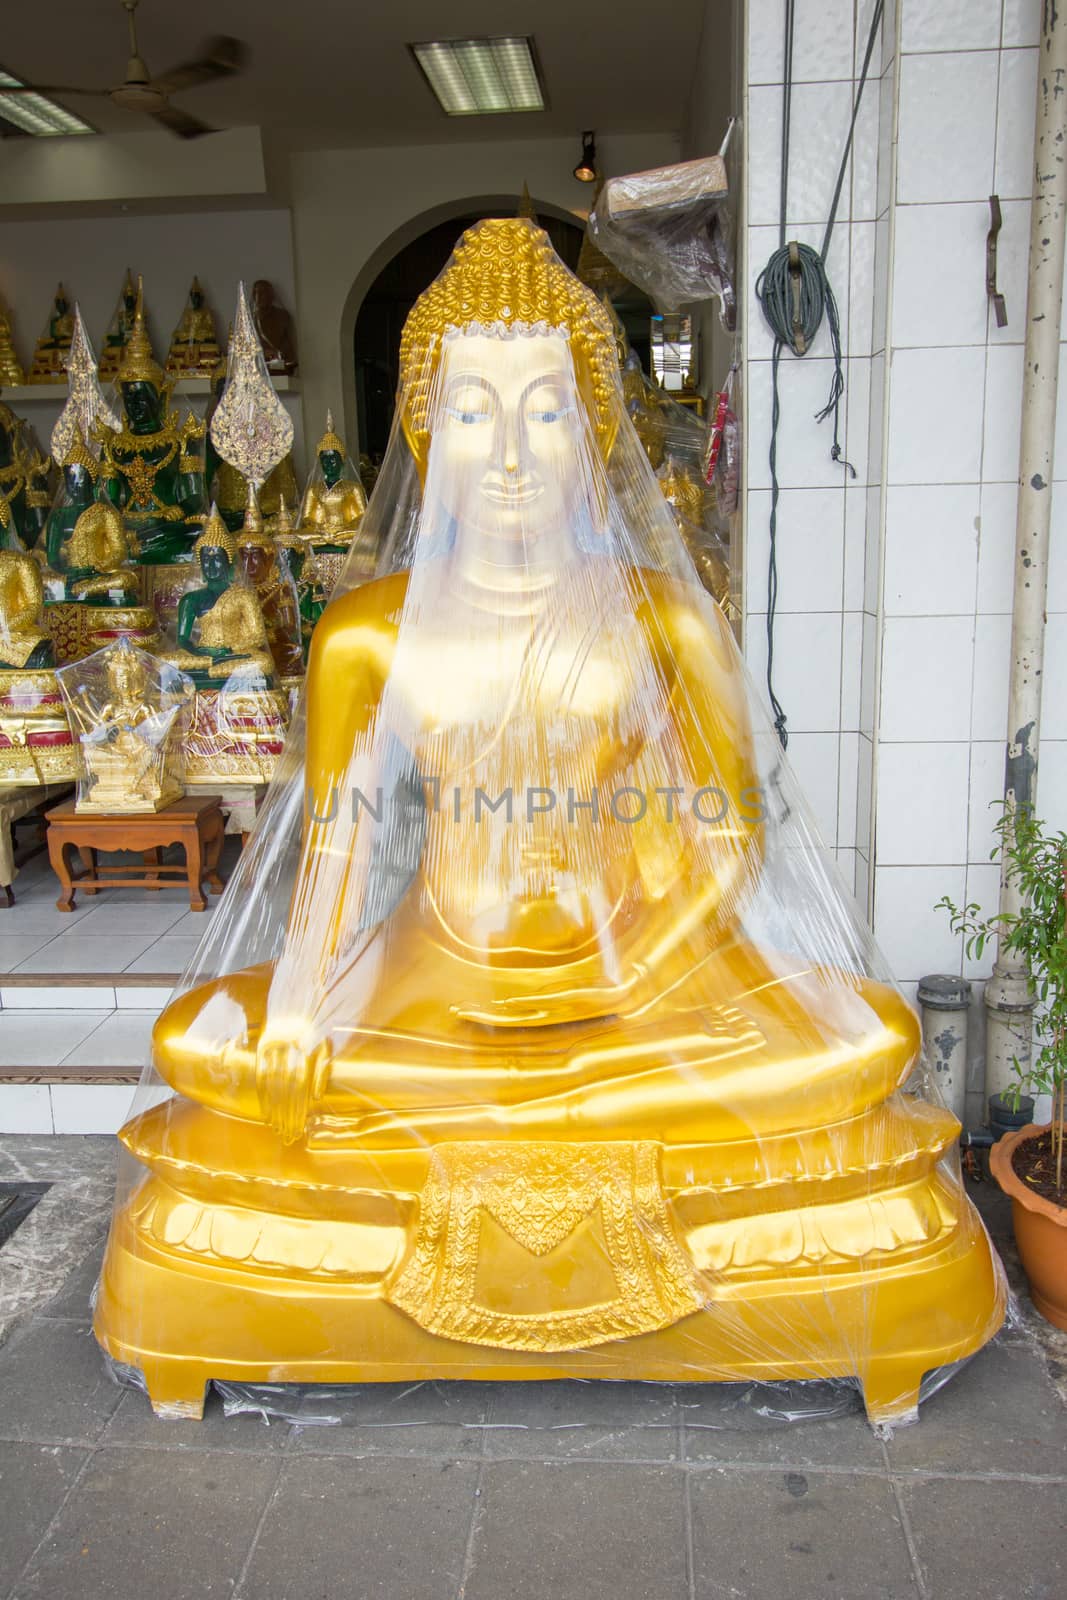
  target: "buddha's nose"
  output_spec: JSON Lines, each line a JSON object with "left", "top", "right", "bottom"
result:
{"left": 501, "top": 414, "right": 521, "bottom": 474}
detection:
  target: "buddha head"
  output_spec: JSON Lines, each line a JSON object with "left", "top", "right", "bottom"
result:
{"left": 398, "top": 219, "right": 620, "bottom": 571}
{"left": 315, "top": 412, "right": 346, "bottom": 488}
{"left": 61, "top": 427, "right": 100, "bottom": 504}
{"left": 118, "top": 278, "right": 169, "bottom": 432}
{"left": 194, "top": 508, "right": 237, "bottom": 588}
{"left": 274, "top": 531, "right": 305, "bottom": 582}
{"left": 189, "top": 278, "right": 205, "bottom": 313}
{"left": 401, "top": 220, "right": 618, "bottom": 475}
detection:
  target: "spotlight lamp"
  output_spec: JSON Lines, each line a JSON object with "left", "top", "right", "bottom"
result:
{"left": 573, "top": 130, "right": 597, "bottom": 183}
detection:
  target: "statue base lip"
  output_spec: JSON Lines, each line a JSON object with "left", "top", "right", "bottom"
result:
{"left": 94, "top": 1159, "right": 1006, "bottom": 1429}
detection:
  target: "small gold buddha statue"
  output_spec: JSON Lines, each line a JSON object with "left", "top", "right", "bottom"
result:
{"left": 95, "top": 219, "right": 1003, "bottom": 1427}
{"left": 94, "top": 280, "right": 206, "bottom": 567}
{"left": 60, "top": 641, "right": 188, "bottom": 813}
{"left": 297, "top": 412, "right": 372, "bottom": 594}
{"left": 0, "top": 549, "right": 53, "bottom": 669}
{"left": 161, "top": 508, "right": 274, "bottom": 687}
{"left": 98, "top": 269, "right": 139, "bottom": 383}
{"left": 236, "top": 499, "right": 303, "bottom": 684}
{"left": 166, "top": 278, "right": 221, "bottom": 379}
{"left": 0, "top": 297, "right": 25, "bottom": 387}
{"left": 27, "top": 285, "right": 74, "bottom": 384}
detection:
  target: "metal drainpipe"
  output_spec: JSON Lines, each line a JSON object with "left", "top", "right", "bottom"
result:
{"left": 984, "top": 2, "right": 1067, "bottom": 1105}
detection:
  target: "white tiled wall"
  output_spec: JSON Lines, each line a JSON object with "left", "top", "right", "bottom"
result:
{"left": 744, "top": 0, "right": 1067, "bottom": 1061}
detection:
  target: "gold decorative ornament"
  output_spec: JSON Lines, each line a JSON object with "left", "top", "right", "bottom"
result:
{"left": 316, "top": 412, "right": 345, "bottom": 457}
{"left": 0, "top": 550, "right": 51, "bottom": 668}
{"left": 193, "top": 506, "right": 238, "bottom": 562}
{"left": 209, "top": 283, "right": 294, "bottom": 491}
{"left": 51, "top": 307, "right": 121, "bottom": 467}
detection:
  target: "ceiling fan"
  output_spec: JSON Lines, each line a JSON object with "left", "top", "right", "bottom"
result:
{"left": 1, "top": 0, "right": 248, "bottom": 139}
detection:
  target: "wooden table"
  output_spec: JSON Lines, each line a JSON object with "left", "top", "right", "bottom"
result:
{"left": 45, "top": 794, "right": 225, "bottom": 913}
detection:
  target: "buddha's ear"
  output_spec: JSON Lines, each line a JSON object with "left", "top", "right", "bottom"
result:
{"left": 400, "top": 410, "right": 429, "bottom": 489}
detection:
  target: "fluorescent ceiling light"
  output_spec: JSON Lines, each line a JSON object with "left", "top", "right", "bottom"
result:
{"left": 0, "top": 69, "right": 94, "bottom": 136}
{"left": 410, "top": 37, "right": 545, "bottom": 116}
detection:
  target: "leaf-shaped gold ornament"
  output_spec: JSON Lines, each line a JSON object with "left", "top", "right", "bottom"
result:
{"left": 209, "top": 282, "right": 294, "bottom": 489}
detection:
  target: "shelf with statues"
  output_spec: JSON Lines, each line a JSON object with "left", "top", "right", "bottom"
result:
{"left": 0, "top": 377, "right": 302, "bottom": 404}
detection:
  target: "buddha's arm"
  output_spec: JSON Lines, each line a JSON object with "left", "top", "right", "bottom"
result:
{"left": 175, "top": 592, "right": 212, "bottom": 654}
{"left": 256, "top": 581, "right": 398, "bottom": 1140}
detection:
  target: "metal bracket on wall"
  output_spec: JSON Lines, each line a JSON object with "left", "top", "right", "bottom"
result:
{"left": 987, "top": 195, "right": 1008, "bottom": 328}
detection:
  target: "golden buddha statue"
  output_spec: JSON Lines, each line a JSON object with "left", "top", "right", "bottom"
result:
{"left": 0, "top": 297, "right": 25, "bottom": 387}
{"left": 95, "top": 219, "right": 1003, "bottom": 1426}
{"left": 297, "top": 412, "right": 372, "bottom": 594}
{"left": 0, "top": 401, "right": 52, "bottom": 554}
{"left": 98, "top": 269, "right": 139, "bottom": 383}
{"left": 27, "top": 285, "right": 74, "bottom": 384}
{"left": 58, "top": 640, "right": 189, "bottom": 813}
{"left": 166, "top": 278, "right": 221, "bottom": 379}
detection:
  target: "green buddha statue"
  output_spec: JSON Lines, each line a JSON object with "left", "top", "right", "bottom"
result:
{"left": 0, "top": 402, "right": 52, "bottom": 554}
{"left": 297, "top": 413, "right": 373, "bottom": 595}
{"left": 46, "top": 429, "right": 140, "bottom": 605}
{"left": 161, "top": 509, "right": 274, "bottom": 688}
{"left": 94, "top": 280, "right": 206, "bottom": 566}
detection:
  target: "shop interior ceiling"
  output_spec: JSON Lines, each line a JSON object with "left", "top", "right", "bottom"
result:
{"left": 0, "top": 0, "right": 707, "bottom": 149}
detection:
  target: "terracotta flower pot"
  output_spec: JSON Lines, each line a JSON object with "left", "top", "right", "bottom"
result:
{"left": 990, "top": 1122, "right": 1067, "bottom": 1331}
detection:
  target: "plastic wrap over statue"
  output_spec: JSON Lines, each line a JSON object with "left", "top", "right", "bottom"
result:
{"left": 94, "top": 219, "right": 1005, "bottom": 1427}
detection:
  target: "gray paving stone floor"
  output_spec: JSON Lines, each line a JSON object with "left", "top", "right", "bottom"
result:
{"left": 0, "top": 1134, "right": 1064, "bottom": 1600}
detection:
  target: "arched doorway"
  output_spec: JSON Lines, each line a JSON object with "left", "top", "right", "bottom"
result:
{"left": 350, "top": 204, "right": 654, "bottom": 466}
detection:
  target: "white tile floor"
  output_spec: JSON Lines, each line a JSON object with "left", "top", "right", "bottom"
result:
{"left": 0, "top": 835, "right": 234, "bottom": 977}
{"left": 0, "top": 838, "right": 227, "bottom": 1131}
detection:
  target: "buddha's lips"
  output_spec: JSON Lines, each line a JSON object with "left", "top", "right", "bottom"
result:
{"left": 480, "top": 484, "right": 544, "bottom": 508}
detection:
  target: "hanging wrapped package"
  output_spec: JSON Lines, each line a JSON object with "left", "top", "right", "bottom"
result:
{"left": 93, "top": 218, "right": 1005, "bottom": 1430}
{"left": 588, "top": 154, "right": 734, "bottom": 315}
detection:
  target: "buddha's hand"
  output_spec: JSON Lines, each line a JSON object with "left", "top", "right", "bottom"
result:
{"left": 255, "top": 1020, "right": 328, "bottom": 1143}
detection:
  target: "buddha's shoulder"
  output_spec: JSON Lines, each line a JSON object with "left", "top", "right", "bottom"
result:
{"left": 621, "top": 564, "right": 732, "bottom": 647}
{"left": 319, "top": 570, "right": 409, "bottom": 627}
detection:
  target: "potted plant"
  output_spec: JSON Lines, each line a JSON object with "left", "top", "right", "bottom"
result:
{"left": 937, "top": 804, "right": 1067, "bottom": 1330}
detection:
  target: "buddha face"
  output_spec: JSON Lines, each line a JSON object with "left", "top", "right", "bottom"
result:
{"left": 319, "top": 449, "right": 343, "bottom": 488}
{"left": 431, "top": 330, "right": 586, "bottom": 552}
{"left": 64, "top": 464, "right": 94, "bottom": 503}
{"left": 198, "top": 545, "right": 232, "bottom": 587}
{"left": 122, "top": 381, "right": 165, "bottom": 434}
{"left": 240, "top": 545, "right": 272, "bottom": 586}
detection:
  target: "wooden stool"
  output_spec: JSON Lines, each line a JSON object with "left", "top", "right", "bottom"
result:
{"left": 45, "top": 795, "right": 226, "bottom": 913}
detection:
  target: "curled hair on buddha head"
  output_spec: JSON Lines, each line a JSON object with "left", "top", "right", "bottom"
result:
{"left": 193, "top": 505, "right": 238, "bottom": 561}
{"left": 398, "top": 217, "right": 620, "bottom": 477}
